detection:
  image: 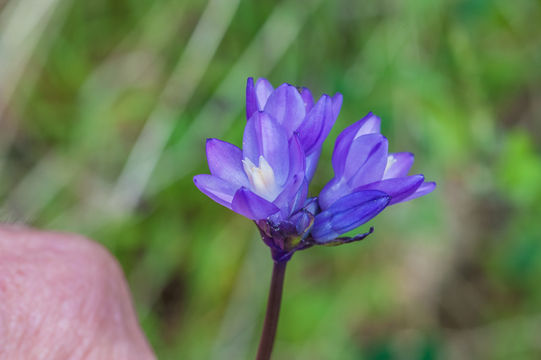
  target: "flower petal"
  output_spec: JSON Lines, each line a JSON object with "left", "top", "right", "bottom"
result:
{"left": 290, "top": 209, "right": 314, "bottom": 236}
{"left": 303, "top": 197, "right": 319, "bottom": 215}
{"left": 305, "top": 148, "right": 321, "bottom": 182}
{"left": 344, "top": 134, "right": 388, "bottom": 187}
{"left": 332, "top": 113, "right": 381, "bottom": 177}
{"left": 383, "top": 152, "right": 414, "bottom": 179}
{"left": 401, "top": 181, "right": 436, "bottom": 202}
{"left": 297, "top": 95, "right": 333, "bottom": 155}
{"left": 300, "top": 93, "right": 341, "bottom": 182}
{"left": 256, "top": 78, "right": 274, "bottom": 109}
{"left": 263, "top": 84, "right": 306, "bottom": 136}
{"left": 272, "top": 135, "right": 306, "bottom": 215}
{"left": 287, "top": 133, "right": 306, "bottom": 183}
{"left": 312, "top": 190, "right": 390, "bottom": 243}
{"left": 354, "top": 112, "right": 381, "bottom": 136}
{"left": 318, "top": 177, "right": 350, "bottom": 210}
{"left": 300, "top": 87, "right": 314, "bottom": 113}
{"left": 246, "top": 77, "right": 257, "bottom": 120}
{"left": 290, "top": 178, "right": 309, "bottom": 215}
{"left": 331, "top": 93, "right": 343, "bottom": 122}
{"left": 273, "top": 174, "right": 306, "bottom": 218}
{"left": 243, "top": 112, "right": 290, "bottom": 184}
{"left": 231, "top": 187, "right": 280, "bottom": 220}
{"left": 193, "top": 174, "right": 238, "bottom": 208}
{"left": 356, "top": 175, "right": 424, "bottom": 205}
{"left": 206, "top": 138, "right": 248, "bottom": 187}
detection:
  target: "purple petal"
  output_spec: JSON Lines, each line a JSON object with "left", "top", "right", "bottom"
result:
{"left": 312, "top": 190, "right": 390, "bottom": 243}
{"left": 332, "top": 114, "right": 381, "bottom": 177}
{"left": 291, "top": 209, "right": 314, "bottom": 236}
{"left": 263, "top": 84, "right": 306, "bottom": 136}
{"left": 193, "top": 174, "right": 238, "bottom": 208}
{"left": 243, "top": 112, "right": 290, "bottom": 184}
{"left": 300, "top": 87, "right": 314, "bottom": 113}
{"left": 344, "top": 134, "right": 388, "bottom": 187}
{"left": 356, "top": 175, "right": 424, "bottom": 205}
{"left": 318, "top": 177, "right": 350, "bottom": 210}
{"left": 289, "top": 177, "right": 309, "bottom": 215}
{"left": 272, "top": 174, "right": 306, "bottom": 218}
{"left": 383, "top": 152, "right": 414, "bottom": 179}
{"left": 303, "top": 197, "right": 319, "bottom": 215}
{"left": 272, "top": 135, "right": 306, "bottom": 215}
{"left": 231, "top": 187, "right": 280, "bottom": 220}
{"left": 301, "top": 93, "right": 341, "bottom": 181}
{"left": 255, "top": 78, "right": 274, "bottom": 109}
{"left": 320, "top": 94, "right": 342, "bottom": 149}
{"left": 246, "top": 77, "right": 257, "bottom": 120}
{"left": 206, "top": 138, "right": 248, "bottom": 187}
{"left": 287, "top": 199, "right": 317, "bottom": 236}
{"left": 287, "top": 133, "right": 306, "bottom": 183}
{"left": 297, "top": 95, "right": 334, "bottom": 155}
{"left": 331, "top": 93, "right": 343, "bottom": 121}
{"left": 354, "top": 112, "right": 381, "bottom": 136}
{"left": 401, "top": 181, "right": 436, "bottom": 202}
{"left": 305, "top": 148, "right": 321, "bottom": 182}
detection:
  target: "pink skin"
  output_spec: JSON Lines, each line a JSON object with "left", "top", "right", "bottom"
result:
{"left": 0, "top": 226, "right": 155, "bottom": 360}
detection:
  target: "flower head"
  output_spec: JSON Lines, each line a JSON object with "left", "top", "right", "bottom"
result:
{"left": 194, "top": 78, "right": 435, "bottom": 262}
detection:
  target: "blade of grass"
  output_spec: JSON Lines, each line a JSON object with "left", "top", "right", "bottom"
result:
{"left": 110, "top": 0, "right": 242, "bottom": 212}
{"left": 0, "top": 0, "right": 71, "bottom": 171}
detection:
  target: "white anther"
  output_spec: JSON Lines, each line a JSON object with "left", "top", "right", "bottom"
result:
{"left": 242, "top": 156, "right": 280, "bottom": 201}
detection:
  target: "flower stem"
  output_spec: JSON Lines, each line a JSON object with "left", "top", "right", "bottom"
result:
{"left": 256, "top": 260, "right": 287, "bottom": 360}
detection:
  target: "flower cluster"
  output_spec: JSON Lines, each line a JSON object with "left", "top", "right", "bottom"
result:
{"left": 194, "top": 78, "right": 435, "bottom": 262}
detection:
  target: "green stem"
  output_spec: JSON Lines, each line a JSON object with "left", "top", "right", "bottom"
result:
{"left": 255, "top": 260, "right": 287, "bottom": 360}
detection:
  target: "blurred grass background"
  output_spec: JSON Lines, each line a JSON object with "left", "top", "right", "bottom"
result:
{"left": 1, "top": 0, "right": 541, "bottom": 358}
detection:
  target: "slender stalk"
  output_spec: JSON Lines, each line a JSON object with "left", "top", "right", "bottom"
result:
{"left": 256, "top": 260, "right": 287, "bottom": 360}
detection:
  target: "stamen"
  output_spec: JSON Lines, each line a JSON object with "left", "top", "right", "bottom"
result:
{"left": 242, "top": 156, "right": 280, "bottom": 201}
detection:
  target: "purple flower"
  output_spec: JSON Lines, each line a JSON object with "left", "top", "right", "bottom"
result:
{"left": 193, "top": 111, "right": 305, "bottom": 223}
{"left": 311, "top": 112, "right": 436, "bottom": 242}
{"left": 194, "top": 78, "right": 435, "bottom": 262}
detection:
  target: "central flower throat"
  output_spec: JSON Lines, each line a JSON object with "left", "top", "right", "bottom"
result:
{"left": 242, "top": 156, "right": 280, "bottom": 201}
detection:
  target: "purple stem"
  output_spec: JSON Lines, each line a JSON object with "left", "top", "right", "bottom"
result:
{"left": 256, "top": 260, "right": 287, "bottom": 360}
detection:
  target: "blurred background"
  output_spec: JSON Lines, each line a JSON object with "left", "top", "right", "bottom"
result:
{"left": 1, "top": 0, "right": 540, "bottom": 358}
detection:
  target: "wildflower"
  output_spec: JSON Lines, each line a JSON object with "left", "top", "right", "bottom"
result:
{"left": 194, "top": 78, "right": 435, "bottom": 261}
{"left": 310, "top": 112, "right": 436, "bottom": 242}
{"left": 194, "top": 77, "right": 436, "bottom": 360}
